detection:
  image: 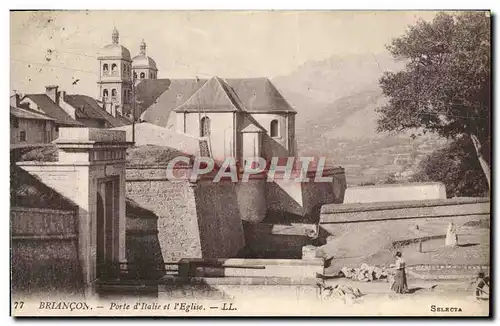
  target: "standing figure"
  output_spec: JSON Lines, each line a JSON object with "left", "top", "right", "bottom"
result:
{"left": 390, "top": 251, "right": 408, "bottom": 294}
{"left": 445, "top": 222, "right": 458, "bottom": 247}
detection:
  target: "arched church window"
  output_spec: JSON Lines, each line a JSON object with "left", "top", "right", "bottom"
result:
{"left": 111, "top": 89, "right": 117, "bottom": 99}
{"left": 200, "top": 116, "right": 210, "bottom": 137}
{"left": 140, "top": 72, "right": 145, "bottom": 79}
{"left": 103, "top": 63, "right": 109, "bottom": 73}
{"left": 111, "top": 64, "right": 117, "bottom": 75}
{"left": 270, "top": 119, "right": 279, "bottom": 137}
{"left": 103, "top": 89, "right": 108, "bottom": 98}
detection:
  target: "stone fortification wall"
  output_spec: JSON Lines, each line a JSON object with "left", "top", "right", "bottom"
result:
{"left": 11, "top": 207, "right": 83, "bottom": 296}
{"left": 126, "top": 166, "right": 245, "bottom": 261}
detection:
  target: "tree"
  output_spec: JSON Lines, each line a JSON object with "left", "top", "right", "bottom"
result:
{"left": 376, "top": 12, "right": 491, "bottom": 190}
{"left": 411, "top": 138, "right": 489, "bottom": 197}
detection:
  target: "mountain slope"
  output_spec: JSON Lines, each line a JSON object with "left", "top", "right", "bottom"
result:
{"left": 272, "top": 53, "right": 448, "bottom": 185}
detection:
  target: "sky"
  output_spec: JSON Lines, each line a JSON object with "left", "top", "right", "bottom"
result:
{"left": 10, "top": 10, "right": 439, "bottom": 98}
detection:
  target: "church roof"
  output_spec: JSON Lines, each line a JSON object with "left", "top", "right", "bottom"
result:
{"left": 225, "top": 78, "right": 296, "bottom": 114}
{"left": 139, "top": 77, "right": 296, "bottom": 127}
{"left": 63, "top": 94, "right": 129, "bottom": 128}
{"left": 138, "top": 78, "right": 208, "bottom": 126}
{"left": 174, "top": 77, "right": 243, "bottom": 113}
{"left": 132, "top": 55, "right": 157, "bottom": 70}
{"left": 23, "top": 94, "right": 84, "bottom": 127}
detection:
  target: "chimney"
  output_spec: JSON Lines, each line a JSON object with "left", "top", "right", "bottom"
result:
{"left": 59, "top": 90, "right": 66, "bottom": 104}
{"left": 45, "top": 85, "right": 59, "bottom": 104}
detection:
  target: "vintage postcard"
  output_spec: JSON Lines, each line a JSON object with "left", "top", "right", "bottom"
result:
{"left": 9, "top": 10, "right": 491, "bottom": 317}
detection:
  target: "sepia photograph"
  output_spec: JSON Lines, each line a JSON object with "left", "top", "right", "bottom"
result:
{"left": 8, "top": 9, "right": 491, "bottom": 317}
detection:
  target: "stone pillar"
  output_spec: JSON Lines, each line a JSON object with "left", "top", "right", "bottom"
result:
{"left": 18, "top": 128, "right": 131, "bottom": 298}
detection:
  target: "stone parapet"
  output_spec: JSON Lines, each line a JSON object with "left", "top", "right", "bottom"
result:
{"left": 56, "top": 127, "right": 127, "bottom": 143}
{"left": 343, "top": 182, "right": 447, "bottom": 204}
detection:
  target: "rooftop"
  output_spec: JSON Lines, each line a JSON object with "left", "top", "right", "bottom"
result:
{"left": 23, "top": 94, "right": 84, "bottom": 127}
{"left": 63, "top": 94, "right": 129, "bottom": 128}
{"left": 10, "top": 106, "right": 55, "bottom": 121}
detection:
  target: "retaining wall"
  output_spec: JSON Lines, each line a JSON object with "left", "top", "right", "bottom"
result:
{"left": 11, "top": 207, "right": 84, "bottom": 295}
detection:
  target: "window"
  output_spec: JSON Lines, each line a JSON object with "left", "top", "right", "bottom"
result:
{"left": 103, "top": 63, "right": 109, "bottom": 72}
{"left": 12, "top": 118, "right": 19, "bottom": 128}
{"left": 133, "top": 71, "right": 137, "bottom": 79}
{"left": 111, "top": 89, "right": 117, "bottom": 97}
{"left": 103, "top": 89, "right": 109, "bottom": 98}
{"left": 19, "top": 131, "right": 26, "bottom": 142}
{"left": 111, "top": 63, "right": 117, "bottom": 72}
{"left": 140, "top": 72, "right": 145, "bottom": 79}
{"left": 270, "top": 119, "right": 279, "bottom": 137}
{"left": 200, "top": 116, "right": 210, "bottom": 137}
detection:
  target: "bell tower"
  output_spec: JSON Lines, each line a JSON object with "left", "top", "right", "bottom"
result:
{"left": 132, "top": 39, "right": 158, "bottom": 80}
{"left": 97, "top": 28, "right": 133, "bottom": 117}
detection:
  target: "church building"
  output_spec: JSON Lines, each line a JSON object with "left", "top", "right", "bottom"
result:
{"left": 96, "top": 28, "right": 298, "bottom": 163}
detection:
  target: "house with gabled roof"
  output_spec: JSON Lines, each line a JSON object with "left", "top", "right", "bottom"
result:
{"left": 62, "top": 93, "right": 130, "bottom": 128}
{"left": 16, "top": 91, "right": 84, "bottom": 129}
{"left": 18, "top": 85, "right": 130, "bottom": 132}
{"left": 10, "top": 106, "right": 57, "bottom": 148}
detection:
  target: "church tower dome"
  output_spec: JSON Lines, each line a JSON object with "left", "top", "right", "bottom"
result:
{"left": 97, "top": 28, "right": 133, "bottom": 118}
{"left": 132, "top": 39, "right": 158, "bottom": 80}
{"left": 99, "top": 27, "right": 131, "bottom": 60}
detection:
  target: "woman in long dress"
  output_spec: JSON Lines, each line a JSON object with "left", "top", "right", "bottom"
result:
{"left": 390, "top": 251, "right": 408, "bottom": 294}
